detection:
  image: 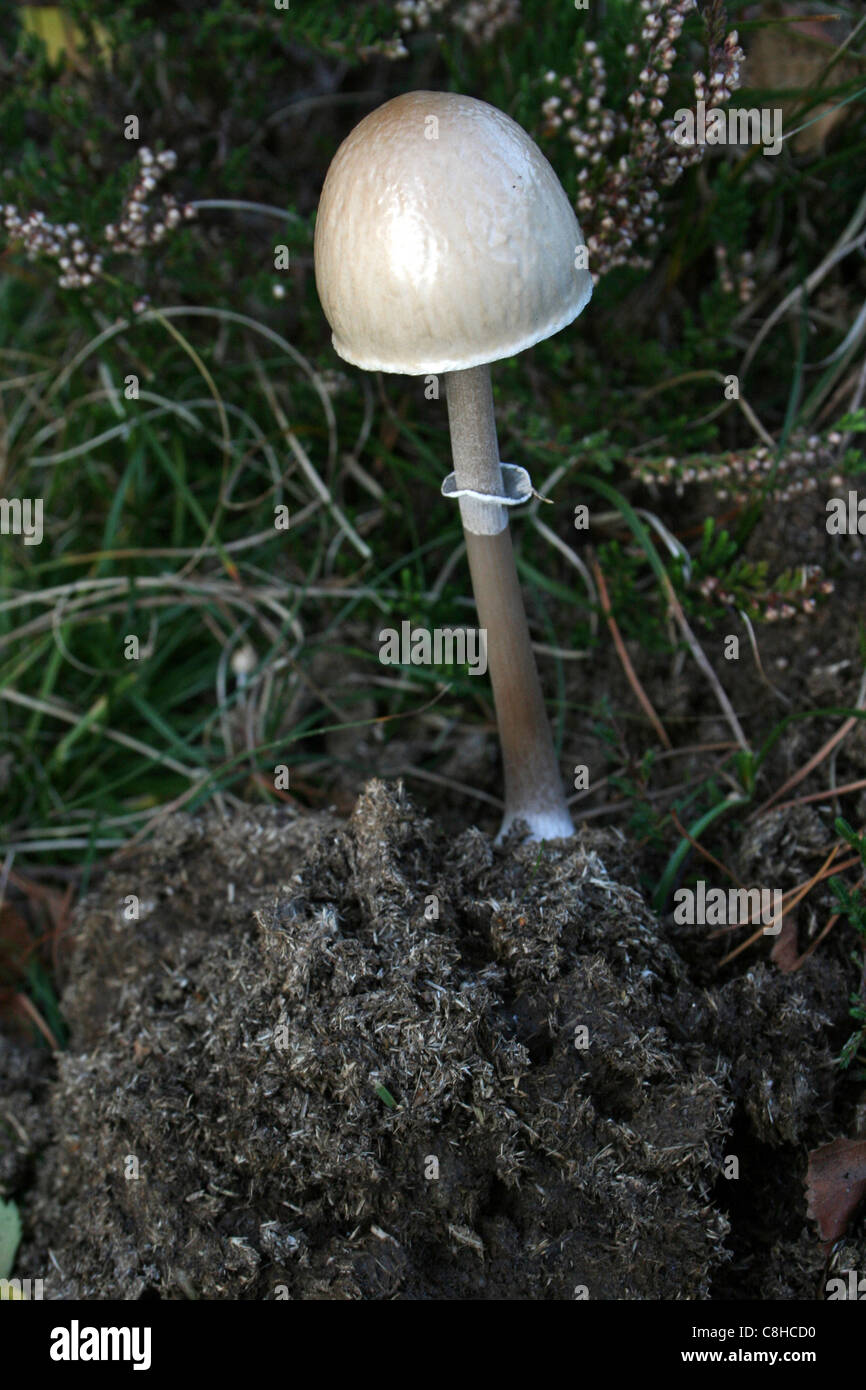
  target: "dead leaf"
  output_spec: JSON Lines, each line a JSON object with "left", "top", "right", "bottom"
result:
{"left": 805, "top": 1136, "right": 866, "bottom": 1248}
{"left": 770, "top": 912, "right": 800, "bottom": 972}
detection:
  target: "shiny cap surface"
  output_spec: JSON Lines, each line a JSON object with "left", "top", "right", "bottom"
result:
{"left": 314, "top": 91, "right": 592, "bottom": 374}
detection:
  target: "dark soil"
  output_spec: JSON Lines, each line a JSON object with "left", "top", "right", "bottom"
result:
{"left": 5, "top": 778, "right": 863, "bottom": 1299}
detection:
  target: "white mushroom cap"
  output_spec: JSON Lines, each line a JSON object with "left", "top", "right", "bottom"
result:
{"left": 314, "top": 91, "right": 592, "bottom": 375}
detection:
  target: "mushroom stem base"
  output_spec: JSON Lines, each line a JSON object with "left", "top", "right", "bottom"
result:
{"left": 464, "top": 528, "right": 574, "bottom": 843}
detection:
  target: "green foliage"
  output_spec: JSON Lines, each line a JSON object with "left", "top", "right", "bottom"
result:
{"left": 374, "top": 1082, "right": 397, "bottom": 1109}
{"left": 830, "top": 818, "right": 866, "bottom": 1078}
{"left": 0, "top": 1198, "right": 21, "bottom": 1280}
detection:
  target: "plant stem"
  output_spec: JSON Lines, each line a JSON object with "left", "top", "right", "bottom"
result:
{"left": 444, "top": 364, "right": 574, "bottom": 842}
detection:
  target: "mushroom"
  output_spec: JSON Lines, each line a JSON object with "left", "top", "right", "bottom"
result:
{"left": 314, "top": 90, "right": 592, "bottom": 841}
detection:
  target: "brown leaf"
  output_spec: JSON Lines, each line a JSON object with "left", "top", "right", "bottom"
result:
{"left": 0, "top": 903, "right": 32, "bottom": 984}
{"left": 770, "top": 912, "right": 800, "bottom": 972}
{"left": 805, "top": 1137, "right": 866, "bottom": 1248}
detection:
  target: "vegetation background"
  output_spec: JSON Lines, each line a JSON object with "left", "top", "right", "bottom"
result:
{"left": 1, "top": 0, "right": 865, "bottom": 1083}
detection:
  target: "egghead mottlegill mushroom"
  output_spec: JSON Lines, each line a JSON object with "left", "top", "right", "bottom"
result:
{"left": 315, "top": 90, "right": 592, "bottom": 841}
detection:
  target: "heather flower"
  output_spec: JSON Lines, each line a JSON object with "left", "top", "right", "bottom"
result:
{"left": 1, "top": 147, "right": 194, "bottom": 291}
{"left": 540, "top": 0, "right": 745, "bottom": 281}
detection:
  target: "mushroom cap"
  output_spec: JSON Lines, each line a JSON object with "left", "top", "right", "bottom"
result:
{"left": 314, "top": 91, "right": 592, "bottom": 375}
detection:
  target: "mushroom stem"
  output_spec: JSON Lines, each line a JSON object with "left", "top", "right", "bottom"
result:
{"left": 444, "top": 365, "right": 574, "bottom": 842}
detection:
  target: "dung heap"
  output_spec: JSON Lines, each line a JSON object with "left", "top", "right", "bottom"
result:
{"left": 8, "top": 780, "right": 850, "bottom": 1299}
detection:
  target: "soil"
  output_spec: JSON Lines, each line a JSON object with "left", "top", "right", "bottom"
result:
{"left": 5, "top": 778, "right": 864, "bottom": 1299}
